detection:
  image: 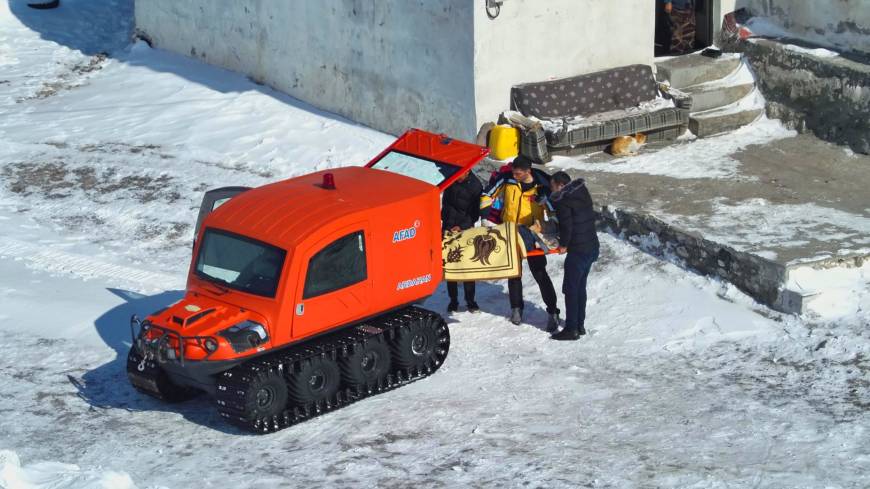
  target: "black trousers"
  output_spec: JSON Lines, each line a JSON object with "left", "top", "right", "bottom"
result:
{"left": 447, "top": 281, "right": 476, "bottom": 304}
{"left": 563, "top": 249, "right": 598, "bottom": 329}
{"left": 508, "top": 255, "right": 558, "bottom": 314}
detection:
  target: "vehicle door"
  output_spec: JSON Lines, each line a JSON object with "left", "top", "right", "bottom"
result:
{"left": 365, "top": 129, "right": 489, "bottom": 192}
{"left": 291, "top": 224, "right": 371, "bottom": 339}
{"left": 193, "top": 187, "right": 250, "bottom": 245}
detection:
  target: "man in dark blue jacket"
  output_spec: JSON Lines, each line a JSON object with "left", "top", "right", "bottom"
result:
{"left": 442, "top": 171, "right": 483, "bottom": 313}
{"left": 549, "top": 171, "right": 599, "bottom": 340}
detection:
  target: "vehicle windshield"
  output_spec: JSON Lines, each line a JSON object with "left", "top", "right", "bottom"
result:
{"left": 194, "top": 229, "right": 286, "bottom": 298}
{"left": 368, "top": 150, "right": 460, "bottom": 186}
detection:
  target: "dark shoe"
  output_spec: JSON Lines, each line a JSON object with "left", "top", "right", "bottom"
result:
{"left": 545, "top": 311, "right": 561, "bottom": 333}
{"left": 510, "top": 308, "right": 523, "bottom": 325}
{"left": 578, "top": 325, "right": 587, "bottom": 336}
{"left": 466, "top": 301, "right": 480, "bottom": 313}
{"left": 551, "top": 328, "right": 582, "bottom": 341}
{"left": 447, "top": 301, "right": 459, "bottom": 314}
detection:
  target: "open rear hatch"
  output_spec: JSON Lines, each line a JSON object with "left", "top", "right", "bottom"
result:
{"left": 365, "top": 128, "right": 490, "bottom": 191}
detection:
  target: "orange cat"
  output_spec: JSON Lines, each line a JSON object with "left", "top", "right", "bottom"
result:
{"left": 609, "top": 133, "right": 647, "bottom": 156}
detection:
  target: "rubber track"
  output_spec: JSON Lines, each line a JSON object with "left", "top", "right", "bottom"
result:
{"left": 214, "top": 306, "right": 449, "bottom": 434}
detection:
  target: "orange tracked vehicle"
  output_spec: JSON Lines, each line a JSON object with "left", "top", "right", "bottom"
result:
{"left": 127, "top": 129, "right": 489, "bottom": 432}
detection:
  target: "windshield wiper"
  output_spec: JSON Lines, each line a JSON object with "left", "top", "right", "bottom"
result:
{"left": 200, "top": 274, "right": 232, "bottom": 295}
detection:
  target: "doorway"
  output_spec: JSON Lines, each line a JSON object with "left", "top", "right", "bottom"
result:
{"left": 655, "top": 0, "right": 715, "bottom": 57}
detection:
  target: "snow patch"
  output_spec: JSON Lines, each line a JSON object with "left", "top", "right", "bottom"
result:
{"left": 692, "top": 86, "right": 766, "bottom": 117}
{"left": 685, "top": 58, "right": 756, "bottom": 91}
{"left": 0, "top": 451, "right": 147, "bottom": 489}
{"left": 781, "top": 43, "right": 840, "bottom": 59}
{"left": 679, "top": 198, "right": 870, "bottom": 261}
{"left": 745, "top": 16, "right": 861, "bottom": 56}
{"left": 787, "top": 261, "right": 870, "bottom": 323}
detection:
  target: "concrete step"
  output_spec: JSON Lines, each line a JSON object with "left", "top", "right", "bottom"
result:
{"left": 655, "top": 54, "right": 742, "bottom": 89}
{"left": 690, "top": 107, "right": 764, "bottom": 137}
{"left": 685, "top": 82, "right": 756, "bottom": 112}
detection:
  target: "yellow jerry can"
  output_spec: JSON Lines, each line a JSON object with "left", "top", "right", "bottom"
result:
{"left": 488, "top": 125, "right": 520, "bottom": 161}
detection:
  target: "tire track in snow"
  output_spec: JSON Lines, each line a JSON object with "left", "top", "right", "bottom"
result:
{"left": 0, "top": 237, "right": 182, "bottom": 291}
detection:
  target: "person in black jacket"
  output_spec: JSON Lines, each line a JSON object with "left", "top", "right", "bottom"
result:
{"left": 442, "top": 171, "right": 483, "bottom": 313}
{"left": 549, "top": 171, "right": 599, "bottom": 340}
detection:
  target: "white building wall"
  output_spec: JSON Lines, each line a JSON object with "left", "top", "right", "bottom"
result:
{"left": 135, "top": 0, "right": 658, "bottom": 141}
{"left": 472, "top": 0, "right": 655, "bottom": 133}
{"left": 135, "top": 0, "right": 477, "bottom": 139}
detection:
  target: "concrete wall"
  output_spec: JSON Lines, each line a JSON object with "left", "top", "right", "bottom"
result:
{"left": 472, "top": 0, "right": 655, "bottom": 132}
{"left": 135, "top": 0, "right": 477, "bottom": 139}
{"left": 736, "top": 0, "right": 870, "bottom": 53}
{"left": 136, "top": 0, "right": 657, "bottom": 141}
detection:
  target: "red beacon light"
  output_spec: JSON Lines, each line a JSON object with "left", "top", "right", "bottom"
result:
{"left": 321, "top": 172, "right": 336, "bottom": 190}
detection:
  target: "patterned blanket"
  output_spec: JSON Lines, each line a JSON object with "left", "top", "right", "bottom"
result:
{"left": 670, "top": 7, "right": 697, "bottom": 54}
{"left": 441, "top": 223, "right": 526, "bottom": 281}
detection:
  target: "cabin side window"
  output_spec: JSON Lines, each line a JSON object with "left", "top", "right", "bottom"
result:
{"left": 303, "top": 231, "right": 367, "bottom": 299}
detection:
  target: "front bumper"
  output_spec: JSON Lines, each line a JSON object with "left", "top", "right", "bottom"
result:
{"left": 129, "top": 315, "right": 242, "bottom": 394}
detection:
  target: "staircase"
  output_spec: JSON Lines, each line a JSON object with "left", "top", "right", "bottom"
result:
{"left": 656, "top": 53, "right": 764, "bottom": 137}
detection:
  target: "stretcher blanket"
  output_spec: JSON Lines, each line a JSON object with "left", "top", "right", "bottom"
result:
{"left": 441, "top": 223, "right": 525, "bottom": 282}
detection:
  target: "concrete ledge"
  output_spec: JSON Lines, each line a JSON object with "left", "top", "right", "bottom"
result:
{"left": 689, "top": 107, "right": 763, "bottom": 137}
{"left": 656, "top": 55, "right": 741, "bottom": 89}
{"left": 596, "top": 205, "right": 800, "bottom": 313}
{"left": 686, "top": 82, "right": 755, "bottom": 112}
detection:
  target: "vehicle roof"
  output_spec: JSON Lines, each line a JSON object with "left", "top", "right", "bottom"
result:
{"left": 204, "top": 166, "right": 437, "bottom": 250}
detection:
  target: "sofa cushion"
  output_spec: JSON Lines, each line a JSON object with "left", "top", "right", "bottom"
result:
{"left": 511, "top": 64, "right": 659, "bottom": 119}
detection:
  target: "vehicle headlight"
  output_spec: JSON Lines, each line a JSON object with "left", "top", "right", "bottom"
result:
{"left": 219, "top": 320, "right": 269, "bottom": 353}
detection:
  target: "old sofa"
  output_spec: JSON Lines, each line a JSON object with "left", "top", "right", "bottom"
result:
{"left": 506, "top": 64, "right": 693, "bottom": 163}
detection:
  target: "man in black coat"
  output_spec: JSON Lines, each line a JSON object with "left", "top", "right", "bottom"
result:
{"left": 442, "top": 171, "right": 483, "bottom": 313}
{"left": 549, "top": 171, "right": 599, "bottom": 340}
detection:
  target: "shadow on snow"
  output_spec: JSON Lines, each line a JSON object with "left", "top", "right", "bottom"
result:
{"left": 73, "top": 287, "right": 248, "bottom": 435}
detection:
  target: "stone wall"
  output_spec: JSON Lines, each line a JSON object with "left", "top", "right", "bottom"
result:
{"left": 736, "top": 0, "right": 870, "bottom": 54}
{"left": 597, "top": 205, "right": 796, "bottom": 313}
{"left": 738, "top": 39, "right": 870, "bottom": 154}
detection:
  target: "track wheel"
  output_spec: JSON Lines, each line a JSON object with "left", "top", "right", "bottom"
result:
{"left": 288, "top": 355, "right": 341, "bottom": 405}
{"left": 241, "top": 368, "right": 289, "bottom": 427}
{"left": 341, "top": 338, "right": 391, "bottom": 388}
{"left": 390, "top": 313, "right": 448, "bottom": 371}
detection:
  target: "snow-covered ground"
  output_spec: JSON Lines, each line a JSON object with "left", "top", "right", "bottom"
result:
{"left": 1, "top": 2, "right": 869, "bottom": 488}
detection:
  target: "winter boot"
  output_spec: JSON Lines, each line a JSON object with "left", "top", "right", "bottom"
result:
{"left": 551, "top": 327, "right": 583, "bottom": 341}
{"left": 447, "top": 301, "right": 459, "bottom": 314}
{"left": 466, "top": 301, "right": 480, "bottom": 314}
{"left": 545, "top": 311, "right": 561, "bottom": 333}
{"left": 510, "top": 308, "right": 523, "bottom": 325}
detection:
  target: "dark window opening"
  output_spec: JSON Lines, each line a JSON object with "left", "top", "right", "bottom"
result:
{"left": 655, "top": 0, "right": 714, "bottom": 57}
